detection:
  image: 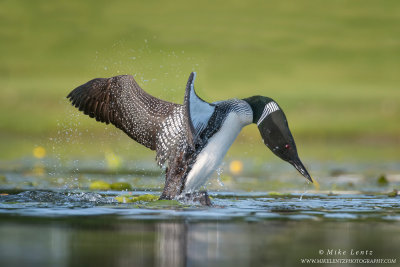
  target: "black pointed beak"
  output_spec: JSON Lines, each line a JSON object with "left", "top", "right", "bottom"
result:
{"left": 289, "top": 158, "right": 313, "bottom": 183}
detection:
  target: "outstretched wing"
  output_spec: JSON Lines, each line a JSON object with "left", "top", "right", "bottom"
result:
{"left": 67, "top": 75, "right": 179, "bottom": 152}
{"left": 183, "top": 72, "right": 215, "bottom": 144}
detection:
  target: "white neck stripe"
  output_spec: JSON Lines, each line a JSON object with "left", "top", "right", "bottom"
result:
{"left": 257, "top": 102, "right": 280, "bottom": 126}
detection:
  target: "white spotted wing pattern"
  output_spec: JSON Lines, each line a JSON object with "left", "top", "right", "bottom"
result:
{"left": 67, "top": 74, "right": 195, "bottom": 167}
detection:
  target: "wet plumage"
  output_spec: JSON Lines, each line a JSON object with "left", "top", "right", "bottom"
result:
{"left": 67, "top": 72, "right": 312, "bottom": 204}
{"left": 67, "top": 75, "right": 192, "bottom": 167}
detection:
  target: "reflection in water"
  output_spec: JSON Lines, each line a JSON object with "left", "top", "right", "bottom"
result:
{"left": 156, "top": 222, "right": 257, "bottom": 266}
{"left": 0, "top": 223, "right": 69, "bottom": 267}
{"left": 157, "top": 223, "right": 186, "bottom": 267}
{"left": 156, "top": 222, "right": 253, "bottom": 266}
{"left": 1, "top": 218, "right": 399, "bottom": 267}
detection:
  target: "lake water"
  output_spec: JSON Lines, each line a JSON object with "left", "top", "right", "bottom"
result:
{"left": 0, "top": 159, "right": 399, "bottom": 266}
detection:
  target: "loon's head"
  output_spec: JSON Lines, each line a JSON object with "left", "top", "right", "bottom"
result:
{"left": 243, "top": 95, "right": 312, "bottom": 182}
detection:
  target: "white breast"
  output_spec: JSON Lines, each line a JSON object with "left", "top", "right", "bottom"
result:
{"left": 183, "top": 109, "right": 252, "bottom": 193}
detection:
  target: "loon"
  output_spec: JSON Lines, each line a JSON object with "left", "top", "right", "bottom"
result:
{"left": 67, "top": 72, "right": 312, "bottom": 204}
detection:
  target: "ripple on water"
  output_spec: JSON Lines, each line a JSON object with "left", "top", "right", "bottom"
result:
{"left": 1, "top": 190, "right": 399, "bottom": 221}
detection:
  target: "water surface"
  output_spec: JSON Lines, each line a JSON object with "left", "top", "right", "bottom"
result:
{"left": 1, "top": 159, "right": 399, "bottom": 266}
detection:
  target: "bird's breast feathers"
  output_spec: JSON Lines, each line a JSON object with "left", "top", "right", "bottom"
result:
{"left": 183, "top": 105, "right": 252, "bottom": 192}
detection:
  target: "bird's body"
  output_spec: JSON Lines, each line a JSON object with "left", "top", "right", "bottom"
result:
{"left": 67, "top": 72, "right": 312, "bottom": 204}
{"left": 183, "top": 99, "right": 253, "bottom": 192}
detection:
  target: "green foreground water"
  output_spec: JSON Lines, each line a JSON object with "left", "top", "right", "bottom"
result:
{"left": 0, "top": 214, "right": 399, "bottom": 267}
{"left": 1, "top": 159, "right": 400, "bottom": 266}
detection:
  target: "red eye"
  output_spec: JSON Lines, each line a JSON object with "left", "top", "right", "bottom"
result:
{"left": 285, "top": 144, "right": 290, "bottom": 149}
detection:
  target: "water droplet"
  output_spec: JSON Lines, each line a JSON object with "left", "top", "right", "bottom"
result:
{"left": 299, "top": 184, "right": 308, "bottom": 201}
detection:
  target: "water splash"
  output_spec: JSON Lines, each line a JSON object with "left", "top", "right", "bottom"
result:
{"left": 216, "top": 167, "right": 225, "bottom": 187}
{"left": 299, "top": 190, "right": 308, "bottom": 201}
{"left": 1, "top": 190, "right": 400, "bottom": 222}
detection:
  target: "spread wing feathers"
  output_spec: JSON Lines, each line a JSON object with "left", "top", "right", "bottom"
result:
{"left": 67, "top": 75, "right": 192, "bottom": 166}
{"left": 183, "top": 72, "right": 215, "bottom": 143}
{"left": 155, "top": 105, "right": 192, "bottom": 166}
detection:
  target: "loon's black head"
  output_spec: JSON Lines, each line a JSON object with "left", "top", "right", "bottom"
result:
{"left": 243, "top": 95, "right": 312, "bottom": 182}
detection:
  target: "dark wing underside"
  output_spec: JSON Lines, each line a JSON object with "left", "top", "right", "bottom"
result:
{"left": 67, "top": 75, "right": 194, "bottom": 166}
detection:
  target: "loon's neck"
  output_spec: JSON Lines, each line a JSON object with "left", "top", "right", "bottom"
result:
{"left": 242, "top": 95, "right": 274, "bottom": 124}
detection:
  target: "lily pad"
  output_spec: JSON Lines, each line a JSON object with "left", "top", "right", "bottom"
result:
{"left": 110, "top": 182, "right": 132, "bottom": 191}
{"left": 268, "top": 192, "right": 285, "bottom": 197}
{"left": 115, "top": 194, "right": 159, "bottom": 203}
{"left": 89, "top": 180, "right": 111, "bottom": 190}
{"left": 146, "top": 199, "right": 181, "bottom": 207}
{"left": 388, "top": 189, "right": 398, "bottom": 197}
{"left": 377, "top": 175, "right": 389, "bottom": 186}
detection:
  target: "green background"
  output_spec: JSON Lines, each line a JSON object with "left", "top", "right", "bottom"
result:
{"left": 1, "top": 0, "right": 399, "bottom": 162}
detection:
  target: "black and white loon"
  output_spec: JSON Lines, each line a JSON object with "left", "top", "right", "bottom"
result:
{"left": 67, "top": 72, "right": 312, "bottom": 204}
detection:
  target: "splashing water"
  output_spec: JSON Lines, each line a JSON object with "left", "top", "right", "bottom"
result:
{"left": 1, "top": 189, "right": 400, "bottom": 222}
{"left": 216, "top": 167, "right": 225, "bottom": 187}
{"left": 299, "top": 190, "right": 308, "bottom": 201}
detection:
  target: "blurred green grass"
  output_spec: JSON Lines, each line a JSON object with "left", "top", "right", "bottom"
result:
{"left": 1, "top": 0, "right": 399, "bottom": 161}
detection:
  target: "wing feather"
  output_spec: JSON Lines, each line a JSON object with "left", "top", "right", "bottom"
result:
{"left": 183, "top": 72, "right": 215, "bottom": 144}
{"left": 67, "top": 75, "right": 178, "bottom": 151}
{"left": 67, "top": 74, "right": 196, "bottom": 167}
